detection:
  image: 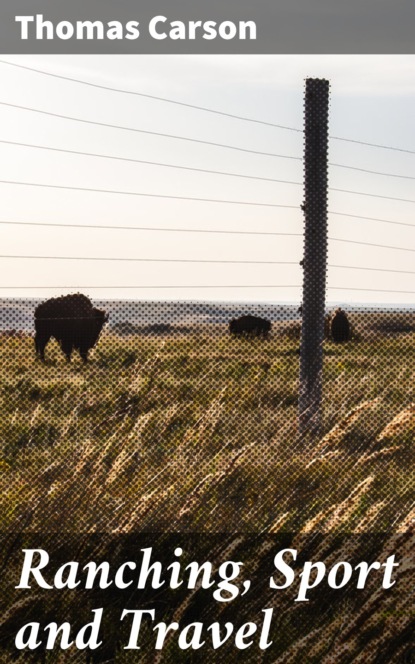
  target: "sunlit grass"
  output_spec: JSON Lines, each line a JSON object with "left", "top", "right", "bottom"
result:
{"left": 0, "top": 329, "right": 414, "bottom": 533}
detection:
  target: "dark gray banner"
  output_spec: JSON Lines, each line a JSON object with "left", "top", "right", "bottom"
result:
{"left": 0, "top": 0, "right": 414, "bottom": 54}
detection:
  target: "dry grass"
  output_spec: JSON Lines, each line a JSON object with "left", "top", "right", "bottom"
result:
{"left": 0, "top": 330, "right": 413, "bottom": 534}
{"left": 0, "top": 328, "right": 415, "bottom": 661}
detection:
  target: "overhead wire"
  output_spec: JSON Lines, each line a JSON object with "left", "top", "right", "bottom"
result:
{"left": 0, "top": 179, "right": 299, "bottom": 208}
{"left": 328, "top": 264, "right": 415, "bottom": 276}
{"left": 0, "top": 139, "right": 301, "bottom": 186}
{"left": 1, "top": 177, "right": 415, "bottom": 207}
{"left": 2, "top": 253, "right": 415, "bottom": 269}
{"left": 1, "top": 285, "right": 415, "bottom": 296}
{"left": 0, "top": 284, "right": 302, "bottom": 290}
{"left": 1, "top": 58, "right": 414, "bottom": 154}
{"left": 0, "top": 220, "right": 303, "bottom": 236}
{"left": 1, "top": 62, "right": 415, "bottom": 298}
{"left": 2, "top": 138, "right": 414, "bottom": 183}
{"left": 330, "top": 187, "right": 415, "bottom": 205}
{"left": 0, "top": 101, "right": 299, "bottom": 161}
{"left": 330, "top": 162, "right": 415, "bottom": 182}
{"left": 0, "top": 59, "right": 301, "bottom": 132}
{"left": 329, "top": 237, "right": 415, "bottom": 253}
{"left": 0, "top": 254, "right": 300, "bottom": 265}
{"left": 329, "top": 211, "right": 415, "bottom": 229}
{"left": 328, "top": 286, "right": 415, "bottom": 295}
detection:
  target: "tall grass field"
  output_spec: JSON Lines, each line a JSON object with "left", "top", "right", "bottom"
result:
{"left": 1, "top": 313, "right": 415, "bottom": 662}
{"left": 1, "top": 315, "right": 414, "bottom": 534}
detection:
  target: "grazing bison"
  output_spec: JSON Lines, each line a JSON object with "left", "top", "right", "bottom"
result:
{"left": 34, "top": 293, "right": 108, "bottom": 362}
{"left": 229, "top": 314, "right": 271, "bottom": 338}
{"left": 330, "top": 308, "right": 351, "bottom": 343}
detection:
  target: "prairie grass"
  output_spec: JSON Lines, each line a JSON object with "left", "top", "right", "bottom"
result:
{"left": 1, "top": 327, "right": 415, "bottom": 662}
{"left": 0, "top": 329, "right": 413, "bottom": 534}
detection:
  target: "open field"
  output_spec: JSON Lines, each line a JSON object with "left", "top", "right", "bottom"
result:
{"left": 1, "top": 327, "right": 415, "bottom": 662}
{"left": 0, "top": 326, "right": 414, "bottom": 534}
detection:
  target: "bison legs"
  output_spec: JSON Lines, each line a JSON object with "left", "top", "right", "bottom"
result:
{"left": 60, "top": 339, "right": 74, "bottom": 362}
{"left": 78, "top": 344, "right": 89, "bottom": 363}
{"left": 35, "top": 333, "right": 50, "bottom": 361}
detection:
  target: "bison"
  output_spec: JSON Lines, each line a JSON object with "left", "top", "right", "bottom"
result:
{"left": 229, "top": 314, "right": 271, "bottom": 338}
{"left": 34, "top": 293, "right": 108, "bottom": 363}
{"left": 330, "top": 308, "right": 351, "bottom": 343}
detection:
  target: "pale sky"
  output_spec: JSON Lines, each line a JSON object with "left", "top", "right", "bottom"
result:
{"left": 0, "top": 54, "right": 415, "bottom": 305}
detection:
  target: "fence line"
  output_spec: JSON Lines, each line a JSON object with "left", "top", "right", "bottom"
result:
{"left": 330, "top": 187, "right": 415, "bottom": 205}
{"left": 2, "top": 177, "right": 415, "bottom": 208}
{"left": 0, "top": 180, "right": 299, "bottom": 208}
{"left": 4, "top": 244, "right": 415, "bottom": 262}
{"left": 2, "top": 285, "right": 415, "bottom": 295}
{"left": 0, "top": 220, "right": 303, "bottom": 236}
{"left": 0, "top": 59, "right": 302, "bottom": 132}
{"left": 329, "top": 134, "right": 415, "bottom": 155}
{"left": 0, "top": 101, "right": 301, "bottom": 160}
{"left": 329, "top": 264, "right": 415, "bottom": 276}
{"left": 330, "top": 162, "right": 415, "bottom": 181}
{"left": 0, "top": 284, "right": 303, "bottom": 290}
{"left": 329, "top": 237, "right": 415, "bottom": 253}
{"left": 1, "top": 58, "right": 414, "bottom": 155}
{"left": 329, "top": 211, "right": 415, "bottom": 229}
{"left": 1, "top": 213, "right": 415, "bottom": 233}
{"left": 2, "top": 138, "right": 414, "bottom": 183}
{"left": 0, "top": 255, "right": 300, "bottom": 265}
{"left": 0, "top": 139, "right": 302, "bottom": 182}
{"left": 328, "top": 286, "right": 415, "bottom": 295}
{"left": 1, "top": 66, "right": 415, "bottom": 300}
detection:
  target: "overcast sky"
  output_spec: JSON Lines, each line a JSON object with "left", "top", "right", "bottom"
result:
{"left": 0, "top": 54, "right": 415, "bottom": 305}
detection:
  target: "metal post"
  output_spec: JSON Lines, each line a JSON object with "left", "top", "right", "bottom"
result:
{"left": 298, "top": 78, "right": 330, "bottom": 438}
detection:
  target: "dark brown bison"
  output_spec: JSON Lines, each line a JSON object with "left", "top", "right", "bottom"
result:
{"left": 34, "top": 293, "right": 108, "bottom": 362}
{"left": 229, "top": 315, "right": 271, "bottom": 338}
{"left": 330, "top": 308, "right": 351, "bottom": 343}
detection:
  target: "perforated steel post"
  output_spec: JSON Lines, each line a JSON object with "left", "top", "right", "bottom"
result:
{"left": 299, "top": 78, "right": 329, "bottom": 438}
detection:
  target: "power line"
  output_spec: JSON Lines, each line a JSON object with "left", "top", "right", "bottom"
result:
{"left": 1, "top": 59, "right": 414, "bottom": 155}
{"left": 328, "top": 286, "right": 415, "bottom": 295}
{"left": 0, "top": 59, "right": 302, "bottom": 133}
{"left": 330, "top": 162, "right": 415, "bottom": 182}
{"left": 0, "top": 215, "right": 413, "bottom": 240}
{"left": 4, "top": 235, "right": 414, "bottom": 258}
{"left": 0, "top": 220, "right": 302, "bottom": 237}
{"left": 0, "top": 254, "right": 299, "bottom": 265}
{"left": 329, "top": 237, "right": 415, "bottom": 253}
{"left": 4, "top": 138, "right": 415, "bottom": 185}
{"left": 0, "top": 139, "right": 301, "bottom": 186}
{"left": 0, "top": 180, "right": 299, "bottom": 209}
{"left": 3, "top": 102, "right": 415, "bottom": 181}
{"left": 330, "top": 187, "right": 415, "bottom": 205}
{"left": 1, "top": 282, "right": 414, "bottom": 295}
{"left": 2, "top": 177, "right": 414, "bottom": 210}
{"left": 0, "top": 284, "right": 302, "bottom": 290}
{"left": 0, "top": 215, "right": 413, "bottom": 238}
{"left": 4, "top": 138, "right": 415, "bottom": 184}
{"left": 2, "top": 284, "right": 415, "bottom": 295}
{"left": 329, "top": 264, "right": 415, "bottom": 276}
{"left": 329, "top": 211, "right": 415, "bottom": 229}
{"left": 329, "top": 134, "right": 415, "bottom": 156}
{"left": 5, "top": 257, "right": 415, "bottom": 276}
{"left": 0, "top": 101, "right": 301, "bottom": 161}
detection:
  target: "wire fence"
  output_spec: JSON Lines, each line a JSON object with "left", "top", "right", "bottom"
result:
{"left": 0, "top": 62, "right": 415, "bottom": 661}
{"left": 0, "top": 63, "right": 415, "bottom": 298}
{"left": 0, "top": 67, "right": 414, "bottom": 494}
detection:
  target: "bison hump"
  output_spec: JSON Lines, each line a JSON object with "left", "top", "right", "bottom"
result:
{"left": 35, "top": 293, "right": 93, "bottom": 319}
